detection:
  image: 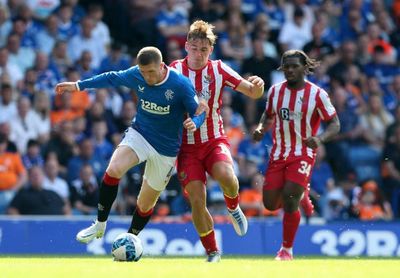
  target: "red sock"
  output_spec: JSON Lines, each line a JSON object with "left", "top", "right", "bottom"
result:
{"left": 224, "top": 194, "right": 239, "bottom": 210}
{"left": 282, "top": 210, "right": 301, "bottom": 248}
{"left": 200, "top": 230, "right": 218, "bottom": 254}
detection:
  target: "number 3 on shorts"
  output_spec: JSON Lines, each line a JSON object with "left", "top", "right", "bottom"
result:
{"left": 298, "top": 160, "right": 311, "bottom": 177}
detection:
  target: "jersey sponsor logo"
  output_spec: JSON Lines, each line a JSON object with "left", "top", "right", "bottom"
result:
{"left": 279, "top": 108, "right": 303, "bottom": 121}
{"left": 165, "top": 89, "right": 174, "bottom": 101}
{"left": 140, "top": 99, "right": 170, "bottom": 115}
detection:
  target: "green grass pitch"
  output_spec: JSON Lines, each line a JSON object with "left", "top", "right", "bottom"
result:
{"left": 1, "top": 256, "right": 399, "bottom": 278}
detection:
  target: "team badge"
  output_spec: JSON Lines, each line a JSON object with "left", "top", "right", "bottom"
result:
{"left": 165, "top": 89, "right": 174, "bottom": 100}
{"left": 179, "top": 171, "right": 187, "bottom": 181}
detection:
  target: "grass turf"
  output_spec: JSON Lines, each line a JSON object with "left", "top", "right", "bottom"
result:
{"left": 1, "top": 256, "right": 399, "bottom": 278}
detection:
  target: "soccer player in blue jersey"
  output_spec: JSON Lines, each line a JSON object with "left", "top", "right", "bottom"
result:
{"left": 55, "top": 46, "right": 208, "bottom": 243}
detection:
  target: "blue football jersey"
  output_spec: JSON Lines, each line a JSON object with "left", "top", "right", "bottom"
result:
{"left": 77, "top": 66, "right": 202, "bottom": 156}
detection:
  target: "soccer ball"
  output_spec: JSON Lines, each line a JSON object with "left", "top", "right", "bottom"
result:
{"left": 111, "top": 232, "right": 143, "bottom": 262}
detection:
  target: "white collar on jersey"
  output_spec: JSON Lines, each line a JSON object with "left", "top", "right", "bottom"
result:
{"left": 154, "top": 65, "right": 170, "bottom": 86}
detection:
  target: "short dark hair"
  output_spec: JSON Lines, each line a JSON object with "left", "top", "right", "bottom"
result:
{"left": 137, "top": 46, "right": 162, "bottom": 66}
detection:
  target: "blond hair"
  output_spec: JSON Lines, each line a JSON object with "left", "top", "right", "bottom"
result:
{"left": 187, "top": 20, "right": 217, "bottom": 46}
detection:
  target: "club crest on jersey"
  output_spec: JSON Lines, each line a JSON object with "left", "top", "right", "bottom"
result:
{"left": 165, "top": 89, "right": 174, "bottom": 101}
{"left": 138, "top": 85, "right": 145, "bottom": 93}
{"left": 204, "top": 75, "right": 214, "bottom": 84}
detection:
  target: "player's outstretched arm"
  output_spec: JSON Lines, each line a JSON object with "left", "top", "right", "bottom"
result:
{"left": 55, "top": 82, "right": 79, "bottom": 94}
{"left": 304, "top": 114, "right": 340, "bottom": 149}
{"left": 236, "top": 75, "right": 265, "bottom": 99}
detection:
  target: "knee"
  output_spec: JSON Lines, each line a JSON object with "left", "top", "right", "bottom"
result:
{"left": 106, "top": 162, "right": 125, "bottom": 179}
{"left": 213, "top": 166, "right": 237, "bottom": 187}
{"left": 263, "top": 197, "right": 280, "bottom": 211}
{"left": 281, "top": 191, "right": 301, "bottom": 211}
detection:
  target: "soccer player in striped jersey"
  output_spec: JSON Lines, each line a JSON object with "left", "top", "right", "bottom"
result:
{"left": 170, "top": 20, "right": 265, "bottom": 262}
{"left": 55, "top": 46, "right": 208, "bottom": 244}
{"left": 253, "top": 50, "right": 340, "bottom": 260}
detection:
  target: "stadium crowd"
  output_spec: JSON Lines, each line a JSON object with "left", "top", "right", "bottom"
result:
{"left": 0, "top": 0, "right": 400, "bottom": 222}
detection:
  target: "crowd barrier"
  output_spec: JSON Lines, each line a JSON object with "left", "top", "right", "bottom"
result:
{"left": 1, "top": 216, "right": 400, "bottom": 257}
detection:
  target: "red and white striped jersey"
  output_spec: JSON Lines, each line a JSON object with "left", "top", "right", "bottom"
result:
{"left": 170, "top": 57, "right": 243, "bottom": 145}
{"left": 265, "top": 80, "right": 336, "bottom": 161}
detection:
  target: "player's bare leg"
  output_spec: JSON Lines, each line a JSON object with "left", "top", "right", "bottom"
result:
{"left": 186, "top": 180, "right": 220, "bottom": 262}
{"left": 212, "top": 161, "right": 248, "bottom": 236}
{"left": 276, "top": 181, "right": 304, "bottom": 261}
{"left": 77, "top": 146, "right": 139, "bottom": 243}
{"left": 128, "top": 179, "right": 161, "bottom": 235}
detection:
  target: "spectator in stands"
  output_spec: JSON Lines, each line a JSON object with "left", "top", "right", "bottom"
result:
{"left": 386, "top": 105, "right": 400, "bottom": 145}
{"left": 250, "top": 13, "right": 278, "bottom": 59}
{"left": 76, "top": 50, "right": 96, "bottom": 80}
{"left": 56, "top": 4, "right": 79, "bottom": 41}
{"left": 0, "top": 47, "right": 23, "bottom": 87}
{"left": 49, "top": 40, "right": 72, "bottom": 79}
{"left": 352, "top": 179, "right": 393, "bottom": 221}
{"left": 241, "top": 37, "right": 278, "bottom": 124}
{"left": 67, "top": 137, "right": 106, "bottom": 182}
{"left": 51, "top": 91, "right": 83, "bottom": 127}
{"left": 32, "top": 91, "right": 51, "bottom": 144}
{"left": 87, "top": 4, "right": 111, "bottom": 53}
{"left": 91, "top": 119, "right": 113, "bottom": 161}
{"left": 0, "top": 134, "right": 27, "bottom": 213}
{"left": 98, "top": 41, "right": 131, "bottom": 74}
{"left": 237, "top": 125, "right": 269, "bottom": 175}
{"left": 303, "top": 22, "right": 335, "bottom": 63}
{"left": 218, "top": 10, "right": 251, "bottom": 70}
{"left": 328, "top": 40, "right": 360, "bottom": 84}
{"left": 0, "top": 122, "right": 17, "bottom": 152}
{"left": 7, "top": 165, "right": 65, "bottom": 215}
{"left": 359, "top": 93, "right": 394, "bottom": 151}
{"left": 43, "top": 156, "right": 71, "bottom": 215}
{"left": 33, "top": 52, "right": 60, "bottom": 97}
{"left": 0, "top": 5, "right": 12, "bottom": 47}
{"left": 35, "top": 14, "right": 60, "bottom": 55}
{"left": 9, "top": 96, "right": 44, "bottom": 154}
{"left": 325, "top": 86, "right": 363, "bottom": 179}
{"left": 156, "top": 0, "right": 189, "bottom": 49}
{"left": 70, "top": 164, "right": 99, "bottom": 215}
{"left": 7, "top": 32, "right": 36, "bottom": 74}
{"left": 68, "top": 16, "right": 107, "bottom": 69}
{"left": 43, "top": 120, "right": 76, "bottom": 174}
{"left": 278, "top": 6, "right": 312, "bottom": 52}
{"left": 0, "top": 82, "right": 17, "bottom": 123}
{"left": 164, "top": 39, "right": 184, "bottom": 66}
{"left": 22, "top": 139, "right": 44, "bottom": 170}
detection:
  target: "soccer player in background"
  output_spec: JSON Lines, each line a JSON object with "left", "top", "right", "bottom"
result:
{"left": 55, "top": 46, "right": 208, "bottom": 243}
{"left": 170, "top": 20, "right": 265, "bottom": 262}
{"left": 252, "top": 50, "right": 340, "bottom": 260}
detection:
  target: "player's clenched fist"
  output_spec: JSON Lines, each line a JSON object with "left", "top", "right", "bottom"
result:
{"left": 55, "top": 82, "right": 78, "bottom": 94}
{"left": 247, "top": 75, "right": 265, "bottom": 89}
{"left": 183, "top": 117, "right": 197, "bottom": 132}
{"left": 252, "top": 127, "right": 264, "bottom": 142}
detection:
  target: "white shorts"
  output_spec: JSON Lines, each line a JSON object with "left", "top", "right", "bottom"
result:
{"left": 119, "top": 127, "right": 176, "bottom": 191}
